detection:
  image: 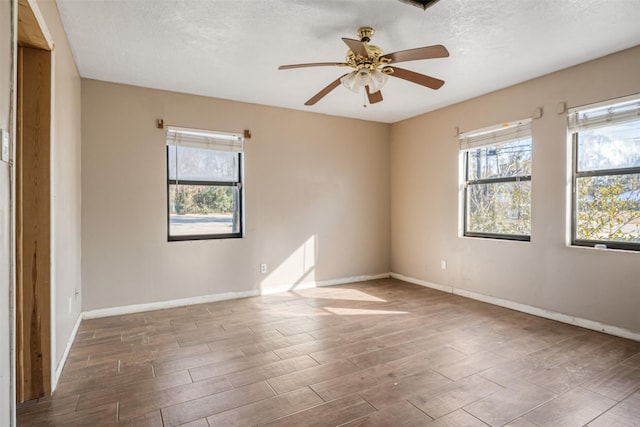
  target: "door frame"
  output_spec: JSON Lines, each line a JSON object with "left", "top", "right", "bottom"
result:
{"left": 15, "top": 0, "right": 53, "bottom": 403}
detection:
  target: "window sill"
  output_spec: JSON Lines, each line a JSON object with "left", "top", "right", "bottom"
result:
{"left": 569, "top": 242, "right": 640, "bottom": 253}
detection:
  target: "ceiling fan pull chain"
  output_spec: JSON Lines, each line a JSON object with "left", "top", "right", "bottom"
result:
{"left": 363, "top": 89, "right": 367, "bottom": 108}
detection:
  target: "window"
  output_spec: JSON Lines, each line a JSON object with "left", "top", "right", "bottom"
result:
{"left": 166, "top": 126, "right": 244, "bottom": 241}
{"left": 569, "top": 96, "right": 640, "bottom": 251}
{"left": 460, "top": 120, "right": 532, "bottom": 241}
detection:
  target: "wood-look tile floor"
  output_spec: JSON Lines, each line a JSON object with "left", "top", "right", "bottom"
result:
{"left": 17, "top": 278, "right": 640, "bottom": 426}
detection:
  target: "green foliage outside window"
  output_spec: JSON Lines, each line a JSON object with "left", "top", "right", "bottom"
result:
{"left": 170, "top": 185, "right": 234, "bottom": 215}
{"left": 465, "top": 137, "right": 532, "bottom": 238}
{"left": 467, "top": 181, "right": 531, "bottom": 236}
{"left": 576, "top": 175, "right": 640, "bottom": 242}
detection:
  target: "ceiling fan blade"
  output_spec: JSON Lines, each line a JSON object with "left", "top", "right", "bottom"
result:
{"left": 366, "top": 86, "right": 383, "bottom": 104}
{"left": 381, "top": 44, "right": 449, "bottom": 64}
{"left": 279, "top": 62, "right": 348, "bottom": 70}
{"left": 388, "top": 66, "right": 445, "bottom": 90}
{"left": 304, "top": 74, "right": 349, "bottom": 106}
{"left": 342, "top": 37, "right": 368, "bottom": 57}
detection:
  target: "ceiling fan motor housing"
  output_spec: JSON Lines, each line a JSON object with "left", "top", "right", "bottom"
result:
{"left": 345, "top": 28, "right": 390, "bottom": 74}
{"left": 346, "top": 45, "right": 387, "bottom": 71}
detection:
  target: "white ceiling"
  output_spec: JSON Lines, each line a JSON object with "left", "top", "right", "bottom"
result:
{"left": 56, "top": 0, "right": 640, "bottom": 124}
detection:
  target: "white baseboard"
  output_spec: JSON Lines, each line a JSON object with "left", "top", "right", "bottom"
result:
{"left": 52, "top": 312, "right": 82, "bottom": 391}
{"left": 81, "top": 271, "right": 639, "bottom": 341}
{"left": 83, "top": 273, "right": 391, "bottom": 320}
{"left": 390, "top": 272, "right": 640, "bottom": 342}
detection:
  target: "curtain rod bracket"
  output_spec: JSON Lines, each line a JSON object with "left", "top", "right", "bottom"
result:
{"left": 533, "top": 107, "right": 543, "bottom": 119}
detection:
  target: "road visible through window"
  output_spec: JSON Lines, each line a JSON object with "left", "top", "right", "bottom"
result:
{"left": 169, "top": 213, "right": 234, "bottom": 236}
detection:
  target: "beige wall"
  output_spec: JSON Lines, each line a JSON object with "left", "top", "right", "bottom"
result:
{"left": 35, "top": 0, "right": 83, "bottom": 378}
{"left": 0, "top": 0, "right": 14, "bottom": 424}
{"left": 81, "top": 80, "right": 390, "bottom": 310}
{"left": 391, "top": 46, "right": 640, "bottom": 333}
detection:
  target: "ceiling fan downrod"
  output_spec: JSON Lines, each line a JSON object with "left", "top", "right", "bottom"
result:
{"left": 357, "top": 26, "right": 374, "bottom": 43}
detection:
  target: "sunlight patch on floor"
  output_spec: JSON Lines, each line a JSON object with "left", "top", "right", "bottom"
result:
{"left": 323, "top": 307, "right": 408, "bottom": 316}
{"left": 295, "top": 288, "right": 387, "bottom": 303}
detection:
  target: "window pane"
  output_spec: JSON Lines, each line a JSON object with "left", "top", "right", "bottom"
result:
{"left": 466, "top": 181, "right": 531, "bottom": 235}
{"left": 467, "top": 138, "right": 532, "bottom": 180}
{"left": 575, "top": 174, "right": 640, "bottom": 243}
{"left": 577, "top": 121, "right": 640, "bottom": 172}
{"left": 169, "top": 184, "right": 240, "bottom": 237}
{"left": 168, "top": 145, "right": 239, "bottom": 182}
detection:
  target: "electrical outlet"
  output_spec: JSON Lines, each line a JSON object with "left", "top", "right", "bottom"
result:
{"left": 260, "top": 263, "right": 267, "bottom": 274}
{"left": 68, "top": 297, "right": 72, "bottom": 313}
{"left": 440, "top": 260, "right": 447, "bottom": 270}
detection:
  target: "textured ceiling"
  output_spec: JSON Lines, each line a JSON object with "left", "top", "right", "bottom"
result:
{"left": 56, "top": 0, "right": 640, "bottom": 123}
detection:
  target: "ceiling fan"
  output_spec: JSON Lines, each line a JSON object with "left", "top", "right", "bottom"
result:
{"left": 278, "top": 26, "right": 449, "bottom": 106}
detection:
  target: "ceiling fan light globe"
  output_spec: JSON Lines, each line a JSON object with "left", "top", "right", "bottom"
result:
{"left": 368, "top": 69, "right": 388, "bottom": 92}
{"left": 340, "top": 68, "right": 388, "bottom": 94}
{"left": 341, "top": 70, "right": 366, "bottom": 93}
